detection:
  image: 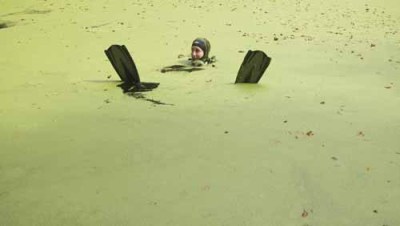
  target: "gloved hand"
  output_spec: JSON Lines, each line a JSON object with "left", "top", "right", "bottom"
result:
{"left": 191, "top": 59, "right": 205, "bottom": 67}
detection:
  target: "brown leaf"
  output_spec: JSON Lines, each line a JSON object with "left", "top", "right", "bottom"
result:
{"left": 301, "top": 209, "right": 309, "bottom": 218}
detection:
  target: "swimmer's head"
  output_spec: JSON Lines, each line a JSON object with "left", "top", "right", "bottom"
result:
{"left": 191, "top": 38, "right": 211, "bottom": 61}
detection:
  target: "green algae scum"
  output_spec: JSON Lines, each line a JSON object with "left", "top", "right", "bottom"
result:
{"left": 1, "top": 0, "right": 400, "bottom": 225}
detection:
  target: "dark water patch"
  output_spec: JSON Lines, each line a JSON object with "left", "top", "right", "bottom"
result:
{"left": 25, "top": 9, "right": 52, "bottom": 15}
{"left": 0, "top": 9, "right": 51, "bottom": 17}
{"left": 0, "top": 11, "right": 23, "bottom": 17}
{"left": 0, "top": 23, "right": 8, "bottom": 29}
{"left": 0, "top": 21, "right": 15, "bottom": 30}
{"left": 128, "top": 93, "right": 174, "bottom": 106}
{"left": 117, "top": 82, "right": 172, "bottom": 106}
{"left": 0, "top": 191, "right": 10, "bottom": 198}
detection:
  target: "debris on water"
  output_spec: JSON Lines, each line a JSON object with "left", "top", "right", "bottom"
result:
{"left": 357, "top": 131, "right": 365, "bottom": 137}
{"left": 289, "top": 130, "right": 316, "bottom": 139}
{"left": 370, "top": 43, "right": 376, "bottom": 47}
{"left": 201, "top": 185, "right": 211, "bottom": 191}
{"left": 331, "top": 156, "right": 338, "bottom": 161}
{"left": 337, "top": 105, "right": 345, "bottom": 115}
{"left": 283, "top": 120, "right": 288, "bottom": 123}
{"left": 373, "top": 209, "right": 378, "bottom": 213}
{"left": 107, "top": 75, "right": 111, "bottom": 79}
{"left": 320, "top": 101, "right": 325, "bottom": 104}
{"left": 26, "top": 9, "right": 51, "bottom": 14}
{"left": 224, "top": 131, "right": 229, "bottom": 134}
{"left": 384, "top": 83, "right": 393, "bottom": 89}
{"left": 104, "top": 99, "right": 111, "bottom": 103}
{"left": 273, "top": 37, "right": 279, "bottom": 41}
{"left": 177, "top": 54, "right": 185, "bottom": 58}
{"left": 301, "top": 209, "right": 309, "bottom": 218}
{"left": 238, "top": 50, "right": 245, "bottom": 53}
{"left": 89, "top": 22, "right": 113, "bottom": 29}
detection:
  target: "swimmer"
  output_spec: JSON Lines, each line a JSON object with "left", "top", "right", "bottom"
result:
{"left": 190, "top": 38, "right": 216, "bottom": 66}
{"left": 161, "top": 37, "right": 216, "bottom": 73}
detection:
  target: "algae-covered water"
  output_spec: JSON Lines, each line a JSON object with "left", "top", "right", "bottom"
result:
{"left": 1, "top": 0, "right": 400, "bottom": 225}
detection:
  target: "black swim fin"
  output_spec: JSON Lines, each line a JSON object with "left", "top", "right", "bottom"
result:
{"left": 105, "top": 45, "right": 159, "bottom": 93}
{"left": 235, "top": 50, "right": 272, "bottom": 84}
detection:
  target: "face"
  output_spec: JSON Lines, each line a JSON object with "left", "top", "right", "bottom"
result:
{"left": 191, "top": 46, "right": 204, "bottom": 60}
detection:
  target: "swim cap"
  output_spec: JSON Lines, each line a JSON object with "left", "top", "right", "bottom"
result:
{"left": 192, "top": 38, "right": 211, "bottom": 61}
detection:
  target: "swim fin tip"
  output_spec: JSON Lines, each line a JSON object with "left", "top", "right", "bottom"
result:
{"left": 235, "top": 50, "right": 272, "bottom": 84}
